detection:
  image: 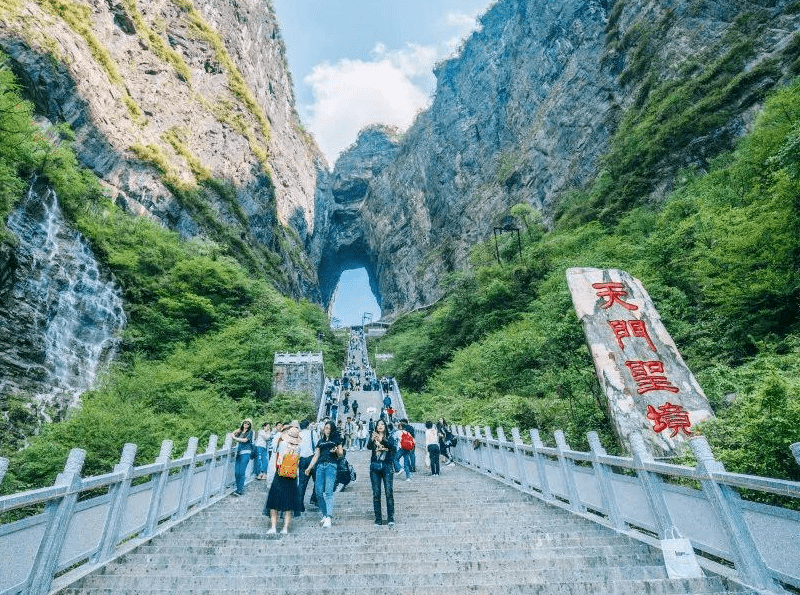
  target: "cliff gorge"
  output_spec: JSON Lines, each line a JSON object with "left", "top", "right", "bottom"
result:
{"left": 316, "top": 0, "right": 800, "bottom": 317}
{"left": 2, "top": 0, "right": 800, "bottom": 439}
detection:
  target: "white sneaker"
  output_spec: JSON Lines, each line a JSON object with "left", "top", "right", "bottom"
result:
{"left": 280, "top": 528, "right": 288, "bottom": 535}
{"left": 266, "top": 527, "right": 276, "bottom": 534}
{"left": 322, "top": 517, "right": 331, "bottom": 528}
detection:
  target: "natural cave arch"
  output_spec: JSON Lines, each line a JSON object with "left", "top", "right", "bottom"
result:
{"left": 317, "top": 238, "right": 382, "bottom": 322}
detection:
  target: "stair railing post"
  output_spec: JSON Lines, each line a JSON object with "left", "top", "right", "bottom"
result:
{"left": 484, "top": 426, "right": 496, "bottom": 473}
{"left": 587, "top": 432, "right": 625, "bottom": 531}
{"left": 630, "top": 433, "right": 674, "bottom": 538}
{"left": 554, "top": 430, "right": 585, "bottom": 514}
{"left": 464, "top": 426, "right": 477, "bottom": 468}
{"left": 0, "top": 457, "right": 8, "bottom": 487}
{"left": 792, "top": 443, "right": 800, "bottom": 470}
{"left": 511, "top": 428, "right": 530, "bottom": 489}
{"left": 496, "top": 427, "right": 511, "bottom": 480}
{"left": 530, "top": 429, "right": 553, "bottom": 501}
{"left": 176, "top": 438, "right": 199, "bottom": 519}
{"left": 144, "top": 439, "right": 173, "bottom": 537}
{"left": 201, "top": 435, "right": 219, "bottom": 503}
{"left": 475, "top": 426, "right": 488, "bottom": 471}
{"left": 689, "top": 437, "right": 778, "bottom": 591}
{"left": 28, "top": 448, "right": 86, "bottom": 595}
{"left": 453, "top": 426, "right": 465, "bottom": 463}
{"left": 222, "top": 433, "right": 236, "bottom": 488}
{"left": 95, "top": 443, "right": 137, "bottom": 563}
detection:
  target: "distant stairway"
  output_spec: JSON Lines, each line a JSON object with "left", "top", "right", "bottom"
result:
{"left": 58, "top": 449, "right": 753, "bottom": 595}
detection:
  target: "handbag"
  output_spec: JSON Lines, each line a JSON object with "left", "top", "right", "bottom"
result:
{"left": 277, "top": 451, "right": 300, "bottom": 479}
{"left": 370, "top": 460, "right": 385, "bottom": 474}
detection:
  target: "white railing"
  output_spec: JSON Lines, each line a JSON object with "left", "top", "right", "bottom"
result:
{"left": 444, "top": 425, "right": 800, "bottom": 593}
{"left": 0, "top": 434, "right": 245, "bottom": 595}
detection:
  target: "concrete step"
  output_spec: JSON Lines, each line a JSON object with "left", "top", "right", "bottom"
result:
{"left": 139, "top": 532, "right": 648, "bottom": 554}
{"left": 104, "top": 550, "right": 664, "bottom": 571}
{"left": 94, "top": 563, "right": 671, "bottom": 583}
{"left": 62, "top": 576, "right": 735, "bottom": 595}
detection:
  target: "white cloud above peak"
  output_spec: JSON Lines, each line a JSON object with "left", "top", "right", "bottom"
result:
{"left": 301, "top": 6, "right": 488, "bottom": 166}
{"left": 303, "top": 43, "right": 438, "bottom": 164}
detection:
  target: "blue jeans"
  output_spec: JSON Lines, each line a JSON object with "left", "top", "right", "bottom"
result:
{"left": 395, "top": 448, "right": 412, "bottom": 478}
{"left": 254, "top": 446, "right": 268, "bottom": 476}
{"left": 234, "top": 453, "right": 250, "bottom": 494}
{"left": 314, "top": 462, "right": 337, "bottom": 518}
{"left": 370, "top": 463, "right": 394, "bottom": 522}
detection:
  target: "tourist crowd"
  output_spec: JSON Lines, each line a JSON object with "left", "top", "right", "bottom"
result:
{"left": 228, "top": 329, "right": 458, "bottom": 533}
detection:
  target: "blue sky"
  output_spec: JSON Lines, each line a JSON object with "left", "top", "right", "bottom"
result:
{"left": 270, "top": 1, "right": 493, "bottom": 326}
{"left": 271, "top": 0, "right": 493, "bottom": 164}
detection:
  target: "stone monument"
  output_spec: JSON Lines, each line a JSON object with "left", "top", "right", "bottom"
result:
{"left": 566, "top": 267, "right": 713, "bottom": 456}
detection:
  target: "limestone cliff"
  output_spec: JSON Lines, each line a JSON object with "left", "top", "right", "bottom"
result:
{"left": 0, "top": 0, "right": 323, "bottom": 294}
{"left": 317, "top": 0, "right": 800, "bottom": 317}
{"left": 0, "top": 0, "right": 323, "bottom": 429}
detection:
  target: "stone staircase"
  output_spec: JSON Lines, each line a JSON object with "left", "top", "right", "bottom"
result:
{"left": 57, "top": 448, "right": 755, "bottom": 595}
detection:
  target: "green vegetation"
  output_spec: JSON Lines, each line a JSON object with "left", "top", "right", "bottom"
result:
{"left": 374, "top": 78, "right": 800, "bottom": 477}
{"left": 0, "top": 56, "right": 344, "bottom": 492}
{"left": 162, "top": 126, "right": 212, "bottom": 182}
{"left": 582, "top": 6, "right": 800, "bottom": 224}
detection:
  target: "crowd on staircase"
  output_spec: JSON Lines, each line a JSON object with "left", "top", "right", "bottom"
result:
{"left": 226, "top": 328, "right": 458, "bottom": 534}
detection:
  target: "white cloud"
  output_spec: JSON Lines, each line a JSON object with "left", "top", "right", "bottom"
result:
{"left": 303, "top": 43, "right": 439, "bottom": 164}
{"left": 446, "top": 10, "right": 479, "bottom": 29}
{"left": 302, "top": 7, "right": 488, "bottom": 166}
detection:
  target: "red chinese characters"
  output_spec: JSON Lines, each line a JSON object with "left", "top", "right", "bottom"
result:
{"left": 646, "top": 402, "right": 692, "bottom": 437}
{"left": 592, "top": 282, "right": 638, "bottom": 311}
{"left": 608, "top": 319, "right": 657, "bottom": 351}
{"left": 625, "top": 360, "right": 679, "bottom": 394}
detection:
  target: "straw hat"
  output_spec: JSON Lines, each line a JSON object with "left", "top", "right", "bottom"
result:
{"left": 284, "top": 426, "right": 301, "bottom": 445}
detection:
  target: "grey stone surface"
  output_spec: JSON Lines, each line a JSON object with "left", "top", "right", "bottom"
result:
{"left": 567, "top": 267, "right": 713, "bottom": 457}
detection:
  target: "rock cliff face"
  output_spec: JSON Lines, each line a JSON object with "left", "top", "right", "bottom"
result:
{"left": 0, "top": 0, "right": 323, "bottom": 293}
{"left": 310, "top": 125, "right": 401, "bottom": 310}
{"left": 315, "top": 0, "right": 800, "bottom": 317}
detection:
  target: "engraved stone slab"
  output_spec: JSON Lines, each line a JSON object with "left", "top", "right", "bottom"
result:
{"left": 566, "top": 267, "right": 713, "bottom": 456}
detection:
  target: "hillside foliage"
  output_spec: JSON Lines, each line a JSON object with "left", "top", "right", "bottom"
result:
{"left": 373, "top": 77, "right": 800, "bottom": 478}
{"left": 0, "top": 56, "right": 343, "bottom": 492}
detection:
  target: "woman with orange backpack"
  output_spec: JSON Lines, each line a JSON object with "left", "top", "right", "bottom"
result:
{"left": 264, "top": 424, "right": 302, "bottom": 534}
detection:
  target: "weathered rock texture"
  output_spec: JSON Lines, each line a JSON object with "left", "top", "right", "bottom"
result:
{"left": 314, "top": 0, "right": 800, "bottom": 317}
{"left": 0, "top": 0, "right": 323, "bottom": 293}
{"left": 567, "top": 267, "right": 713, "bottom": 456}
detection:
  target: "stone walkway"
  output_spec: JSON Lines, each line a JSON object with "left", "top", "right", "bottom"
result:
{"left": 58, "top": 444, "right": 753, "bottom": 594}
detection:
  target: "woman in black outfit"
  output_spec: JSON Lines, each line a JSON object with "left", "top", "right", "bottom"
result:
{"left": 367, "top": 419, "right": 396, "bottom": 526}
{"left": 437, "top": 418, "right": 454, "bottom": 465}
